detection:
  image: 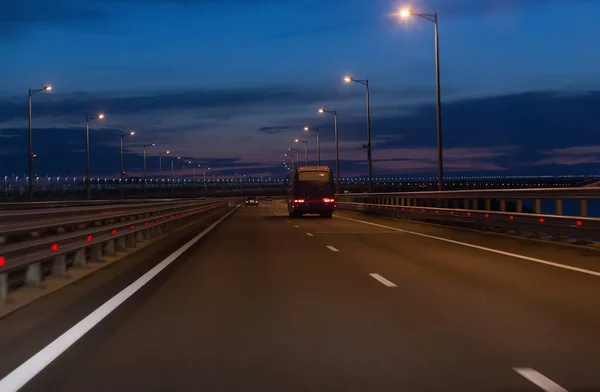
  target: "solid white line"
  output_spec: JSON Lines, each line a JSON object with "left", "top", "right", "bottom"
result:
{"left": 514, "top": 368, "right": 568, "bottom": 392}
{"left": 326, "top": 245, "right": 340, "bottom": 252}
{"left": 337, "top": 215, "right": 600, "bottom": 278}
{"left": 369, "top": 273, "right": 398, "bottom": 287}
{"left": 306, "top": 233, "right": 314, "bottom": 237}
{"left": 0, "top": 206, "right": 239, "bottom": 392}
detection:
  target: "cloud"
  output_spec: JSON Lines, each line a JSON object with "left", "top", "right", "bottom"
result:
{"left": 257, "top": 126, "right": 295, "bottom": 134}
{"left": 534, "top": 145, "right": 600, "bottom": 166}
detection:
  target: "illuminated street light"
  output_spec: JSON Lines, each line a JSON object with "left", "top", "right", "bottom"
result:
{"left": 85, "top": 113, "right": 105, "bottom": 199}
{"left": 289, "top": 148, "right": 300, "bottom": 169}
{"left": 159, "top": 150, "right": 170, "bottom": 184}
{"left": 304, "top": 126, "right": 320, "bottom": 165}
{"left": 143, "top": 143, "right": 156, "bottom": 188}
{"left": 344, "top": 75, "right": 372, "bottom": 192}
{"left": 294, "top": 139, "right": 308, "bottom": 165}
{"left": 28, "top": 84, "right": 52, "bottom": 200}
{"left": 398, "top": 7, "right": 444, "bottom": 191}
{"left": 319, "top": 108, "right": 340, "bottom": 188}
{"left": 119, "top": 130, "right": 135, "bottom": 198}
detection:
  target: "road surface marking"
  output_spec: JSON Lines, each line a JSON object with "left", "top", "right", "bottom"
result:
{"left": 294, "top": 225, "right": 300, "bottom": 228}
{"left": 286, "top": 220, "right": 291, "bottom": 223}
{"left": 326, "top": 245, "right": 340, "bottom": 252}
{"left": 315, "top": 231, "right": 400, "bottom": 234}
{"left": 514, "top": 368, "right": 568, "bottom": 392}
{"left": 337, "top": 216, "right": 600, "bottom": 278}
{"left": 306, "top": 233, "right": 314, "bottom": 237}
{"left": 369, "top": 273, "right": 398, "bottom": 287}
{"left": 0, "top": 206, "right": 240, "bottom": 392}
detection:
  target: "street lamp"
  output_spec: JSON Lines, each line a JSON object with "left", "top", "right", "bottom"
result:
{"left": 119, "top": 130, "right": 135, "bottom": 198}
{"left": 295, "top": 139, "right": 308, "bottom": 165}
{"left": 143, "top": 143, "right": 156, "bottom": 187}
{"left": 159, "top": 150, "right": 170, "bottom": 184}
{"left": 399, "top": 7, "right": 444, "bottom": 191}
{"left": 319, "top": 107, "right": 340, "bottom": 188}
{"left": 85, "top": 113, "right": 105, "bottom": 199}
{"left": 304, "top": 126, "right": 320, "bottom": 165}
{"left": 284, "top": 153, "right": 295, "bottom": 172}
{"left": 288, "top": 148, "right": 300, "bottom": 169}
{"left": 345, "top": 76, "right": 372, "bottom": 193}
{"left": 28, "top": 85, "right": 52, "bottom": 200}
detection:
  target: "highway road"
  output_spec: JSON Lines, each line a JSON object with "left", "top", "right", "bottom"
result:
{"left": 1, "top": 201, "right": 600, "bottom": 391}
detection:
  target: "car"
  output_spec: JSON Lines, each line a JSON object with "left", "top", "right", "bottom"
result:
{"left": 265, "top": 197, "right": 273, "bottom": 202}
{"left": 245, "top": 196, "right": 258, "bottom": 207}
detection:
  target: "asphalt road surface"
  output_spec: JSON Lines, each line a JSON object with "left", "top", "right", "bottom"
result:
{"left": 1, "top": 201, "right": 600, "bottom": 391}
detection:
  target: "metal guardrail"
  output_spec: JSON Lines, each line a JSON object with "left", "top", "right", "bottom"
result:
{"left": 336, "top": 188, "right": 600, "bottom": 243}
{"left": 0, "top": 199, "right": 239, "bottom": 302}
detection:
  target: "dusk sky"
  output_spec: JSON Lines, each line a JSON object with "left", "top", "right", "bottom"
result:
{"left": 1, "top": 0, "right": 599, "bottom": 179}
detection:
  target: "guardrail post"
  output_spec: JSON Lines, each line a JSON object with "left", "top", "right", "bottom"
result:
{"left": 484, "top": 199, "right": 491, "bottom": 211}
{"left": 517, "top": 200, "right": 523, "bottom": 213}
{"left": 463, "top": 199, "right": 469, "bottom": 209}
{"left": 25, "top": 263, "right": 42, "bottom": 287}
{"left": 579, "top": 200, "right": 588, "bottom": 217}
{"left": 52, "top": 255, "right": 67, "bottom": 277}
{"left": 104, "top": 240, "right": 116, "bottom": 256}
{"left": 555, "top": 200, "right": 563, "bottom": 215}
{"left": 143, "top": 229, "right": 151, "bottom": 240}
{"left": 534, "top": 199, "right": 541, "bottom": 214}
{"left": 126, "top": 233, "right": 137, "bottom": 248}
{"left": 117, "top": 236, "right": 127, "bottom": 250}
{"left": 73, "top": 249, "right": 86, "bottom": 268}
{"left": 0, "top": 273, "right": 8, "bottom": 303}
{"left": 135, "top": 231, "right": 145, "bottom": 243}
{"left": 90, "top": 244, "right": 103, "bottom": 262}
{"left": 500, "top": 200, "right": 507, "bottom": 212}
{"left": 155, "top": 225, "right": 163, "bottom": 235}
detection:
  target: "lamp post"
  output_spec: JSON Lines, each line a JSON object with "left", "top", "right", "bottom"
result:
{"left": 28, "top": 85, "right": 52, "bottom": 200}
{"left": 294, "top": 139, "right": 308, "bottom": 165}
{"left": 284, "top": 154, "right": 295, "bottom": 172}
{"left": 319, "top": 107, "right": 340, "bottom": 188}
{"left": 159, "top": 150, "right": 170, "bottom": 185}
{"left": 304, "top": 126, "right": 320, "bottom": 165}
{"left": 288, "top": 148, "right": 300, "bottom": 169}
{"left": 142, "top": 143, "right": 156, "bottom": 190}
{"left": 400, "top": 8, "right": 444, "bottom": 191}
{"left": 85, "top": 113, "right": 105, "bottom": 199}
{"left": 345, "top": 76, "right": 372, "bottom": 193}
{"left": 119, "top": 131, "right": 135, "bottom": 198}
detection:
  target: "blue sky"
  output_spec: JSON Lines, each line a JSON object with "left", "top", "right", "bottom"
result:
{"left": 1, "top": 0, "right": 600, "bottom": 179}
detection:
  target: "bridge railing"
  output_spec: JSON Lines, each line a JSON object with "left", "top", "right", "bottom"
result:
{"left": 0, "top": 198, "right": 239, "bottom": 303}
{"left": 335, "top": 188, "right": 600, "bottom": 243}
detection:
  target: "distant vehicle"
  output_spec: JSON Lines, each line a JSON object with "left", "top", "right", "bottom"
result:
{"left": 245, "top": 196, "right": 258, "bottom": 207}
{"left": 265, "top": 196, "right": 273, "bottom": 202}
{"left": 287, "top": 166, "right": 335, "bottom": 218}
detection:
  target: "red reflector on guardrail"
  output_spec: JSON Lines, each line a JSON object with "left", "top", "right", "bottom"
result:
{"left": 450, "top": 211, "right": 454, "bottom": 215}
{"left": 436, "top": 210, "right": 439, "bottom": 214}
{"left": 112, "top": 229, "right": 117, "bottom": 235}
{"left": 171, "top": 215, "right": 174, "bottom": 219}
{"left": 144, "top": 222, "right": 149, "bottom": 226}
{"left": 87, "top": 235, "right": 93, "bottom": 242}
{"left": 0, "top": 256, "right": 5, "bottom": 267}
{"left": 540, "top": 218, "right": 545, "bottom": 223}
{"left": 156, "top": 219, "right": 159, "bottom": 223}
{"left": 130, "top": 225, "right": 135, "bottom": 230}
{"left": 467, "top": 212, "right": 471, "bottom": 216}
{"left": 51, "top": 244, "right": 59, "bottom": 252}
{"left": 422, "top": 209, "right": 426, "bottom": 213}
{"left": 577, "top": 221, "right": 583, "bottom": 226}
{"left": 510, "top": 216, "right": 514, "bottom": 220}
{"left": 485, "top": 214, "right": 489, "bottom": 218}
